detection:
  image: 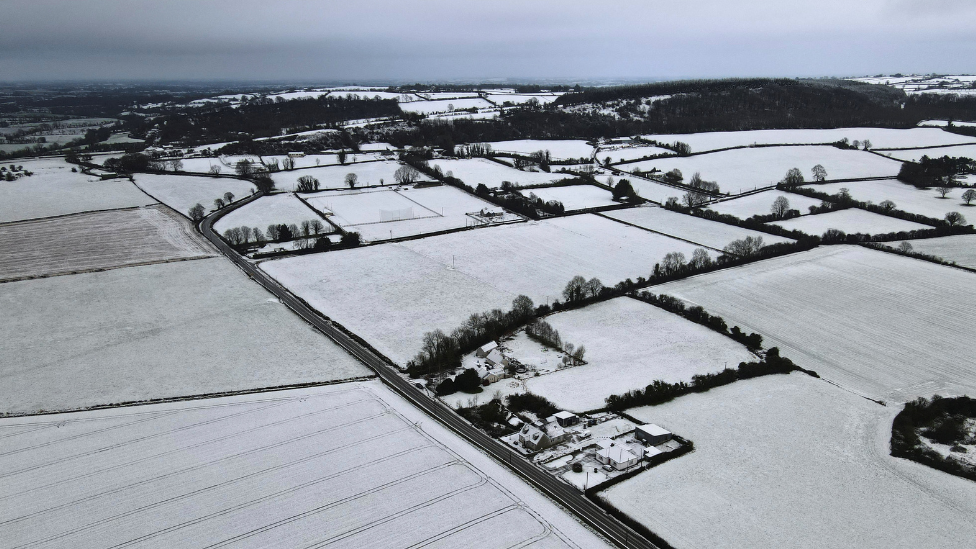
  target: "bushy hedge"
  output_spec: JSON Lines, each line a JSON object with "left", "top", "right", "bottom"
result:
{"left": 632, "top": 292, "right": 763, "bottom": 350}
{"left": 506, "top": 393, "right": 560, "bottom": 418}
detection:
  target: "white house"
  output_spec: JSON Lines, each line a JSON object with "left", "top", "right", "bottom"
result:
{"left": 287, "top": 151, "right": 306, "bottom": 158}
{"left": 518, "top": 421, "right": 570, "bottom": 452}
{"left": 596, "top": 446, "right": 639, "bottom": 470}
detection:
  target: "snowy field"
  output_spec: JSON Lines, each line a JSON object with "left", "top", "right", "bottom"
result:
{"left": 0, "top": 258, "right": 369, "bottom": 415}
{"left": 526, "top": 185, "right": 617, "bottom": 211}
{"left": 598, "top": 145, "right": 675, "bottom": 164}
{"left": 432, "top": 158, "right": 573, "bottom": 188}
{"left": 305, "top": 185, "right": 507, "bottom": 242}
{"left": 487, "top": 93, "right": 560, "bottom": 105}
{"left": 272, "top": 160, "right": 425, "bottom": 190}
{"left": 213, "top": 193, "right": 324, "bottom": 234}
{"left": 0, "top": 381, "right": 603, "bottom": 549}
{"left": 641, "top": 128, "right": 975, "bottom": 152}
{"left": 804, "top": 179, "right": 974, "bottom": 219}
{"left": 524, "top": 298, "right": 757, "bottom": 411}
{"left": 132, "top": 173, "right": 255, "bottom": 218}
{"left": 262, "top": 245, "right": 516, "bottom": 366}
{"left": 0, "top": 205, "right": 214, "bottom": 282}
{"left": 595, "top": 175, "right": 685, "bottom": 204}
{"left": 656, "top": 245, "right": 976, "bottom": 403}
{"left": 625, "top": 146, "right": 903, "bottom": 194}
{"left": 0, "top": 158, "right": 155, "bottom": 223}
{"left": 768, "top": 208, "right": 930, "bottom": 235}
{"left": 179, "top": 153, "right": 379, "bottom": 174}
{"left": 606, "top": 373, "right": 976, "bottom": 549}
{"left": 604, "top": 206, "right": 793, "bottom": 251}
{"left": 485, "top": 139, "right": 595, "bottom": 160}
{"left": 398, "top": 98, "right": 494, "bottom": 114}
{"left": 878, "top": 143, "right": 976, "bottom": 162}
{"left": 706, "top": 189, "right": 823, "bottom": 218}
{"left": 265, "top": 215, "right": 711, "bottom": 365}
{"left": 882, "top": 234, "right": 976, "bottom": 268}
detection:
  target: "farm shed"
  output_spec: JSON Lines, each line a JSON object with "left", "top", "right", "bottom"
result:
{"left": 476, "top": 341, "right": 499, "bottom": 357}
{"left": 635, "top": 423, "right": 672, "bottom": 445}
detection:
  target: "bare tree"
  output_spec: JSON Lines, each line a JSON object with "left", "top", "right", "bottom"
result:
{"left": 208, "top": 165, "right": 222, "bottom": 177}
{"left": 689, "top": 248, "right": 712, "bottom": 269}
{"left": 282, "top": 157, "right": 296, "bottom": 170}
{"left": 937, "top": 183, "right": 953, "bottom": 198}
{"left": 897, "top": 241, "right": 914, "bottom": 253}
{"left": 188, "top": 203, "right": 206, "bottom": 221}
{"left": 296, "top": 175, "right": 319, "bottom": 192}
{"left": 167, "top": 159, "right": 183, "bottom": 172}
{"left": 782, "top": 167, "right": 805, "bottom": 187}
{"left": 770, "top": 196, "right": 791, "bottom": 217}
{"left": 683, "top": 189, "right": 708, "bottom": 208}
{"left": 661, "top": 251, "right": 687, "bottom": 275}
{"left": 511, "top": 295, "right": 534, "bottom": 320}
{"left": 337, "top": 149, "right": 347, "bottom": 165}
{"left": 213, "top": 198, "right": 225, "bottom": 210}
{"left": 252, "top": 227, "right": 266, "bottom": 246}
{"left": 309, "top": 219, "right": 325, "bottom": 234}
{"left": 862, "top": 139, "right": 872, "bottom": 150}
{"left": 394, "top": 165, "right": 419, "bottom": 185}
{"left": 266, "top": 224, "right": 281, "bottom": 241}
{"left": 584, "top": 277, "right": 603, "bottom": 298}
{"left": 345, "top": 173, "right": 358, "bottom": 188}
{"left": 879, "top": 199, "right": 897, "bottom": 212}
{"left": 300, "top": 220, "right": 312, "bottom": 237}
{"left": 572, "top": 345, "right": 586, "bottom": 365}
{"left": 962, "top": 189, "right": 976, "bottom": 205}
{"left": 223, "top": 192, "right": 235, "bottom": 204}
{"left": 724, "top": 235, "right": 765, "bottom": 257}
{"left": 562, "top": 275, "right": 587, "bottom": 303}
{"left": 811, "top": 164, "right": 827, "bottom": 182}
{"left": 945, "top": 211, "right": 967, "bottom": 226}
{"left": 235, "top": 159, "right": 254, "bottom": 177}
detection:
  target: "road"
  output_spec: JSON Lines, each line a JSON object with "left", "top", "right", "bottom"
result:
{"left": 200, "top": 194, "right": 662, "bottom": 549}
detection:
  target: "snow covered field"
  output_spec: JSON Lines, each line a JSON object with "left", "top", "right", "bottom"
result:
{"left": 264, "top": 215, "right": 711, "bottom": 365}
{"left": 262, "top": 245, "right": 515, "bottom": 366}
{"left": 432, "top": 158, "right": 573, "bottom": 188}
{"left": 706, "top": 189, "right": 823, "bottom": 218}
{"left": 0, "top": 158, "right": 154, "bottom": 223}
{"left": 598, "top": 145, "right": 674, "bottom": 164}
{"left": 0, "top": 258, "right": 369, "bottom": 414}
{"left": 0, "top": 381, "right": 603, "bottom": 549}
{"left": 605, "top": 373, "right": 976, "bottom": 549}
{"left": 0, "top": 205, "right": 214, "bottom": 282}
{"left": 604, "top": 206, "right": 794, "bottom": 250}
{"left": 625, "top": 146, "right": 903, "bottom": 194}
{"left": 133, "top": 173, "right": 255, "bottom": 218}
{"left": 595, "top": 175, "right": 685, "bottom": 204}
{"left": 272, "top": 160, "right": 424, "bottom": 189}
{"left": 213, "top": 193, "right": 324, "bottom": 234}
{"left": 486, "top": 93, "right": 560, "bottom": 105}
{"left": 768, "top": 208, "right": 930, "bottom": 235}
{"left": 641, "top": 128, "right": 974, "bottom": 152}
{"left": 804, "top": 179, "right": 973, "bottom": 219}
{"left": 485, "top": 139, "right": 595, "bottom": 160}
{"left": 305, "top": 185, "right": 509, "bottom": 242}
{"left": 524, "top": 298, "right": 757, "bottom": 411}
{"left": 398, "top": 98, "right": 494, "bottom": 114}
{"left": 882, "top": 234, "right": 976, "bottom": 268}
{"left": 526, "top": 185, "right": 617, "bottom": 211}
{"left": 879, "top": 143, "right": 976, "bottom": 162}
{"left": 656, "top": 245, "right": 976, "bottom": 403}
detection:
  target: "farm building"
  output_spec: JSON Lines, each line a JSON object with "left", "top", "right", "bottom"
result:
{"left": 597, "top": 445, "right": 640, "bottom": 470}
{"left": 475, "top": 364, "right": 508, "bottom": 384}
{"left": 476, "top": 341, "right": 499, "bottom": 357}
{"left": 553, "top": 411, "right": 580, "bottom": 428}
{"left": 485, "top": 348, "right": 508, "bottom": 367}
{"left": 635, "top": 424, "right": 672, "bottom": 445}
{"left": 287, "top": 151, "right": 306, "bottom": 158}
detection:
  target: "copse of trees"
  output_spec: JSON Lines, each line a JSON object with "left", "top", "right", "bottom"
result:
{"left": 296, "top": 175, "right": 320, "bottom": 192}
{"left": 897, "top": 155, "right": 975, "bottom": 188}
{"left": 890, "top": 395, "right": 976, "bottom": 482}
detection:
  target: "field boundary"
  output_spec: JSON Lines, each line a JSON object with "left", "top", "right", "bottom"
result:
{"left": 0, "top": 254, "right": 216, "bottom": 284}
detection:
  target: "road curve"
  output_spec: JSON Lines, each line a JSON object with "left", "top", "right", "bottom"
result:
{"left": 200, "top": 193, "right": 662, "bottom": 549}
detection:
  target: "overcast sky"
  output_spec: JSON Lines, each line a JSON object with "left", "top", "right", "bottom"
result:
{"left": 2, "top": 0, "right": 975, "bottom": 82}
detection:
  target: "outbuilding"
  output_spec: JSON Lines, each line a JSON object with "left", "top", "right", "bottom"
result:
{"left": 596, "top": 446, "right": 639, "bottom": 470}
{"left": 635, "top": 423, "right": 672, "bottom": 445}
{"left": 476, "top": 341, "right": 499, "bottom": 358}
{"left": 553, "top": 411, "right": 580, "bottom": 428}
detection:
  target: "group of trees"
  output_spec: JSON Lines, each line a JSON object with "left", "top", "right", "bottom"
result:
{"left": 723, "top": 235, "right": 766, "bottom": 258}
{"left": 562, "top": 275, "right": 604, "bottom": 303}
{"left": 221, "top": 218, "right": 329, "bottom": 249}
{"left": 897, "top": 155, "right": 976, "bottom": 188}
{"left": 890, "top": 395, "right": 976, "bottom": 482}
{"left": 525, "top": 319, "right": 585, "bottom": 366}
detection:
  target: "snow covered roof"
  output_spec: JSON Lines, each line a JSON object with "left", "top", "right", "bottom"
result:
{"left": 595, "top": 439, "right": 614, "bottom": 449}
{"left": 554, "top": 411, "right": 577, "bottom": 420}
{"left": 485, "top": 349, "right": 504, "bottom": 364}
{"left": 598, "top": 446, "right": 637, "bottom": 464}
{"left": 644, "top": 446, "right": 663, "bottom": 458}
{"left": 479, "top": 341, "right": 498, "bottom": 353}
{"left": 640, "top": 423, "right": 671, "bottom": 437}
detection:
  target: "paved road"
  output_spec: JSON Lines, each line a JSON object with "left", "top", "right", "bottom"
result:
{"left": 200, "top": 195, "right": 661, "bottom": 549}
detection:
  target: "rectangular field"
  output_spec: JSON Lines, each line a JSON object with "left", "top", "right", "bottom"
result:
{"left": 485, "top": 139, "right": 595, "bottom": 161}
{"left": 604, "top": 206, "right": 793, "bottom": 251}
{"left": 0, "top": 205, "right": 214, "bottom": 282}
{"left": 656, "top": 245, "right": 976, "bottom": 403}
{"left": 641, "top": 127, "right": 975, "bottom": 152}
{"left": 625, "top": 146, "right": 903, "bottom": 194}
{"left": 879, "top": 143, "right": 976, "bottom": 163}
{"left": 706, "top": 189, "right": 823, "bottom": 218}
{"left": 0, "top": 257, "right": 370, "bottom": 415}
{"left": 882, "top": 234, "right": 976, "bottom": 268}
{"left": 0, "top": 381, "right": 603, "bottom": 549}
{"left": 305, "top": 185, "right": 513, "bottom": 242}
{"left": 605, "top": 373, "right": 976, "bottom": 549}
{"left": 598, "top": 145, "right": 675, "bottom": 164}
{"left": 272, "top": 160, "right": 426, "bottom": 190}
{"left": 524, "top": 297, "right": 757, "bottom": 411}
{"left": 212, "top": 193, "right": 325, "bottom": 234}
{"left": 431, "top": 158, "right": 573, "bottom": 189}
{"left": 594, "top": 175, "right": 686, "bottom": 204}
{"left": 0, "top": 158, "right": 155, "bottom": 223}
{"left": 398, "top": 97, "right": 494, "bottom": 114}
{"left": 768, "top": 208, "right": 930, "bottom": 235}
{"left": 526, "top": 184, "right": 617, "bottom": 211}
{"left": 133, "top": 173, "right": 256, "bottom": 219}
{"left": 804, "top": 179, "right": 974, "bottom": 220}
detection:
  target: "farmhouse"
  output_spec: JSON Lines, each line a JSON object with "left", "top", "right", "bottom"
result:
{"left": 519, "top": 420, "right": 570, "bottom": 451}
{"left": 635, "top": 423, "right": 672, "bottom": 445}
{"left": 596, "top": 445, "right": 640, "bottom": 470}
{"left": 287, "top": 151, "right": 306, "bottom": 158}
